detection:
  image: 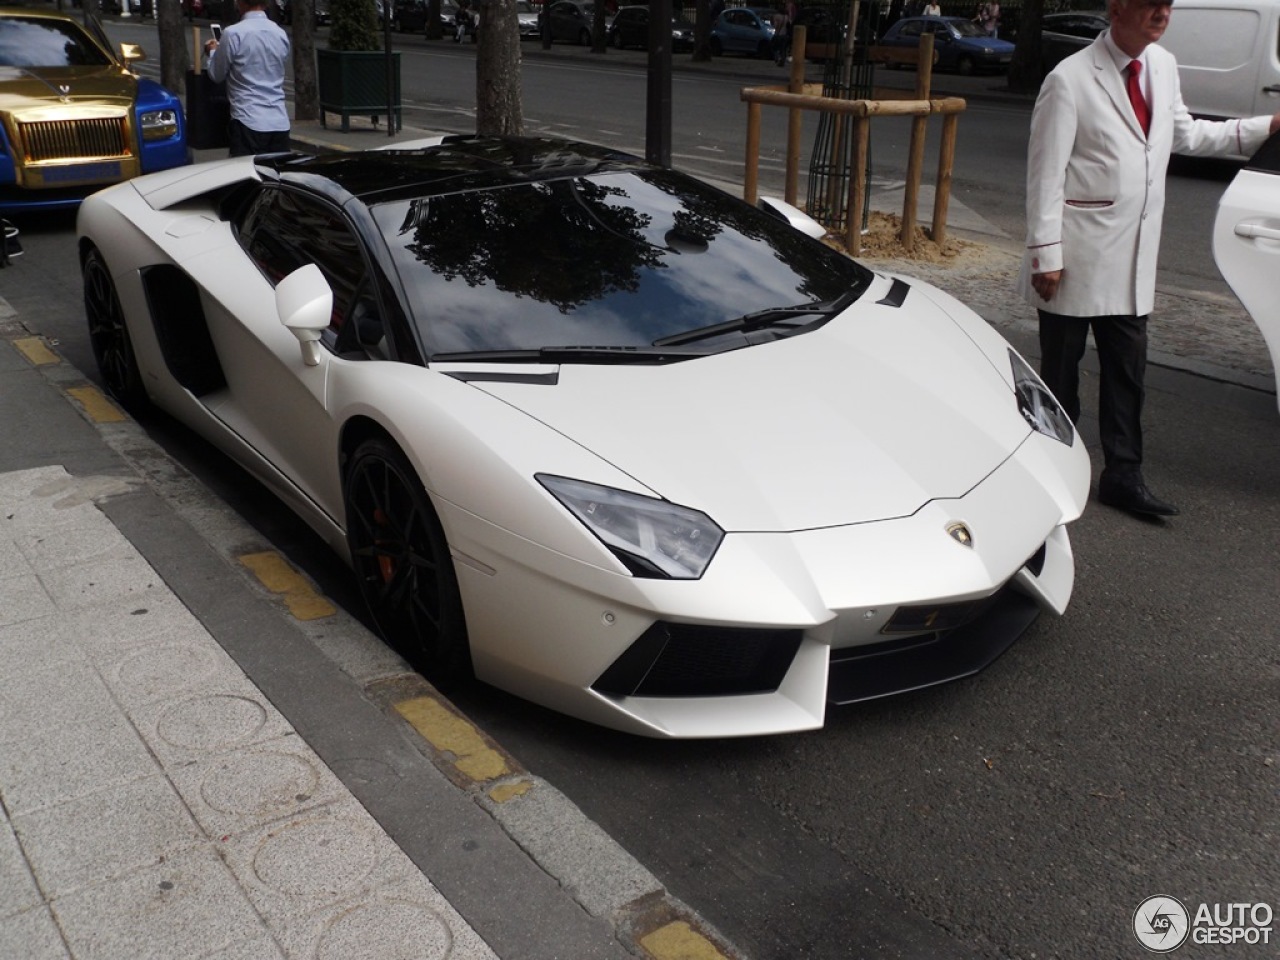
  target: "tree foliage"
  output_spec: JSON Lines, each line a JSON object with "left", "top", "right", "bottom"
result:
{"left": 329, "top": 0, "right": 382, "bottom": 50}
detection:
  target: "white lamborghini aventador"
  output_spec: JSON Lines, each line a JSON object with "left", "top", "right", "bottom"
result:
{"left": 77, "top": 135, "right": 1091, "bottom": 738}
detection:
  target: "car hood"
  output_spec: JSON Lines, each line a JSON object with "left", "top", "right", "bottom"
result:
{"left": 0, "top": 65, "right": 135, "bottom": 113}
{"left": 464, "top": 280, "right": 1031, "bottom": 531}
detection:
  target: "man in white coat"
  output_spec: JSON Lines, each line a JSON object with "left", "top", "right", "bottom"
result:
{"left": 1020, "top": 0, "right": 1280, "bottom": 518}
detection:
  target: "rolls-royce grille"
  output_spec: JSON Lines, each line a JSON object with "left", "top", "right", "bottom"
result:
{"left": 19, "top": 117, "right": 130, "bottom": 163}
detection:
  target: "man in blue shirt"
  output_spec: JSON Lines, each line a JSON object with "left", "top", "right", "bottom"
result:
{"left": 205, "top": 0, "right": 291, "bottom": 156}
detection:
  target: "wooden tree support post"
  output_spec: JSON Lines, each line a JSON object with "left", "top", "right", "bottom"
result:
{"left": 785, "top": 26, "right": 807, "bottom": 206}
{"left": 932, "top": 112, "right": 960, "bottom": 248}
{"left": 901, "top": 32, "right": 934, "bottom": 254}
{"left": 740, "top": 83, "right": 965, "bottom": 259}
{"left": 744, "top": 100, "right": 762, "bottom": 205}
{"left": 845, "top": 117, "right": 870, "bottom": 257}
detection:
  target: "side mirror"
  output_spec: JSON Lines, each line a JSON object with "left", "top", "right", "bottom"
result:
{"left": 758, "top": 197, "right": 828, "bottom": 240}
{"left": 276, "top": 263, "right": 333, "bottom": 366}
{"left": 119, "top": 42, "right": 146, "bottom": 63}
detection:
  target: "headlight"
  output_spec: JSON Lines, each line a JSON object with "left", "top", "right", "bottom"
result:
{"left": 1009, "top": 349, "right": 1074, "bottom": 445}
{"left": 139, "top": 108, "right": 179, "bottom": 141}
{"left": 537, "top": 475, "right": 724, "bottom": 579}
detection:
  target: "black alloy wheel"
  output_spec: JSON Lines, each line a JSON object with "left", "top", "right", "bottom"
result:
{"left": 344, "top": 437, "right": 472, "bottom": 685}
{"left": 578, "top": 26, "right": 591, "bottom": 44}
{"left": 83, "top": 247, "right": 149, "bottom": 411}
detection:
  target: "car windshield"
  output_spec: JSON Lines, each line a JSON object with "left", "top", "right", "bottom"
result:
{"left": 373, "top": 168, "right": 872, "bottom": 358}
{"left": 946, "top": 19, "right": 991, "bottom": 37}
{"left": 0, "top": 16, "right": 112, "bottom": 68}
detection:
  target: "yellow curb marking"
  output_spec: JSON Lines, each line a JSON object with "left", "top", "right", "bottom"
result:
{"left": 488, "top": 779, "right": 534, "bottom": 804}
{"left": 238, "top": 551, "right": 337, "bottom": 620}
{"left": 66, "top": 385, "right": 127, "bottom": 424}
{"left": 395, "top": 696, "right": 510, "bottom": 782}
{"left": 639, "top": 921, "right": 729, "bottom": 960}
{"left": 14, "top": 337, "right": 60, "bottom": 366}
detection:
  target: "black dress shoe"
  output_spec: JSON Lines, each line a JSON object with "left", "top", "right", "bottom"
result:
{"left": 1098, "top": 478, "right": 1180, "bottom": 517}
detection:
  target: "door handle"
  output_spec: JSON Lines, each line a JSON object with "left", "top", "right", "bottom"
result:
{"left": 1264, "top": 84, "right": 1280, "bottom": 94}
{"left": 1235, "top": 222, "right": 1280, "bottom": 242}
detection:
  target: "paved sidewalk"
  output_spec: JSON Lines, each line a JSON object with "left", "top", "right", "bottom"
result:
{"left": 0, "top": 329, "right": 729, "bottom": 959}
{"left": 0, "top": 463, "right": 497, "bottom": 960}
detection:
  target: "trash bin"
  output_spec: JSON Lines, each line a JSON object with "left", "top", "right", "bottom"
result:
{"left": 185, "top": 70, "right": 230, "bottom": 151}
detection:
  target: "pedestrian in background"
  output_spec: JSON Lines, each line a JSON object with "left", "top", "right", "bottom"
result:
{"left": 976, "top": 0, "right": 998, "bottom": 36}
{"left": 1020, "top": 0, "right": 1280, "bottom": 518}
{"left": 923, "top": 1, "right": 941, "bottom": 16}
{"left": 204, "top": 0, "right": 290, "bottom": 157}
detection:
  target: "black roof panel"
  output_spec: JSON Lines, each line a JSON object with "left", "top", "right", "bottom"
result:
{"left": 257, "top": 135, "right": 646, "bottom": 207}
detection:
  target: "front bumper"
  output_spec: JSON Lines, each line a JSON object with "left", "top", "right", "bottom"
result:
{"left": 444, "top": 427, "right": 1085, "bottom": 738}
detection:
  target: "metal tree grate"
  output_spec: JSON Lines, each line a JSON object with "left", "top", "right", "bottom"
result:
{"left": 806, "top": 4, "right": 882, "bottom": 235}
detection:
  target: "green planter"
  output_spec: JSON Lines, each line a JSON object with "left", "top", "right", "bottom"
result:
{"left": 317, "top": 48, "right": 402, "bottom": 132}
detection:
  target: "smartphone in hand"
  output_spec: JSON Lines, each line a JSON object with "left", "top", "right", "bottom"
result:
{"left": 211, "top": 23, "right": 222, "bottom": 40}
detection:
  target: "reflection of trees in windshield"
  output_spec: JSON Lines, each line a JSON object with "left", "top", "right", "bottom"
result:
{"left": 396, "top": 179, "right": 664, "bottom": 313}
{"left": 0, "top": 20, "right": 111, "bottom": 68}
{"left": 641, "top": 168, "right": 851, "bottom": 307}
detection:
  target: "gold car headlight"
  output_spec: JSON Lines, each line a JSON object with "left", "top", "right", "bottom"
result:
{"left": 139, "top": 109, "right": 179, "bottom": 141}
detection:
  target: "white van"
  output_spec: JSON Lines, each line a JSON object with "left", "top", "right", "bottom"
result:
{"left": 1159, "top": 0, "right": 1280, "bottom": 122}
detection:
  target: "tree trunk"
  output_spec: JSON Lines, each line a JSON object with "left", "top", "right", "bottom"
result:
{"left": 592, "top": 1, "right": 607, "bottom": 53}
{"left": 692, "top": 0, "right": 712, "bottom": 62}
{"left": 475, "top": 0, "right": 523, "bottom": 135}
{"left": 293, "top": 0, "right": 319, "bottom": 120}
{"left": 156, "top": 0, "right": 188, "bottom": 93}
{"left": 1007, "top": 0, "right": 1044, "bottom": 94}
{"left": 426, "top": 0, "right": 444, "bottom": 40}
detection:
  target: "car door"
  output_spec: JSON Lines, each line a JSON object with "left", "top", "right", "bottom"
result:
{"left": 721, "top": 9, "right": 759, "bottom": 52}
{"left": 1213, "top": 130, "right": 1280, "bottom": 410}
{"left": 209, "top": 184, "right": 389, "bottom": 517}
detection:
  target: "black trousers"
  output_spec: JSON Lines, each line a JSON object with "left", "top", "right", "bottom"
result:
{"left": 228, "top": 119, "right": 291, "bottom": 158}
{"left": 1037, "top": 309, "right": 1147, "bottom": 480}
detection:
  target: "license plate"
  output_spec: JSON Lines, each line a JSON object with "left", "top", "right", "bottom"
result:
{"left": 39, "top": 161, "right": 123, "bottom": 185}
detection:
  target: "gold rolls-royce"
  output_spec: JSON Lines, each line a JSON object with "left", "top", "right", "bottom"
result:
{"left": 0, "top": 7, "right": 188, "bottom": 212}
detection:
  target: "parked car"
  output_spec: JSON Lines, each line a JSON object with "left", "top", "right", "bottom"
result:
{"left": 76, "top": 134, "right": 1089, "bottom": 738}
{"left": 440, "top": 0, "right": 478, "bottom": 40}
{"left": 1039, "top": 11, "right": 1107, "bottom": 75}
{"left": 0, "top": 8, "right": 188, "bottom": 213}
{"left": 392, "top": 0, "right": 428, "bottom": 31}
{"left": 1160, "top": 0, "right": 1280, "bottom": 129}
{"left": 281, "top": 0, "right": 330, "bottom": 25}
{"left": 877, "top": 15, "right": 1015, "bottom": 74}
{"left": 1213, "top": 129, "right": 1280, "bottom": 410}
{"left": 710, "top": 6, "right": 776, "bottom": 58}
{"left": 607, "top": 5, "right": 695, "bottom": 51}
{"left": 546, "top": 0, "right": 600, "bottom": 44}
{"left": 516, "top": 0, "right": 541, "bottom": 38}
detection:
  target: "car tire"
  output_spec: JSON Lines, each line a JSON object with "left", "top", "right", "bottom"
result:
{"left": 957, "top": 54, "right": 975, "bottom": 75}
{"left": 709, "top": 35, "right": 722, "bottom": 56}
{"left": 344, "top": 437, "right": 473, "bottom": 687}
{"left": 757, "top": 38, "right": 771, "bottom": 58}
{"left": 578, "top": 26, "right": 591, "bottom": 44}
{"left": 83, "top": 247, "right": 149, "bottom": 412}
{"left": 612, "top": 30, "right": 622, "bottom": 48}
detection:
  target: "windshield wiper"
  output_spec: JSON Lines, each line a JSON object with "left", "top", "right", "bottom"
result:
{"left": 652, "top": 299, "right": 845, "bottom": 348}
{"left": 430, "top": 345, "right": 701, "bottom": 364}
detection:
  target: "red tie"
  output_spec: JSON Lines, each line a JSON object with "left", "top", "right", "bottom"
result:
{"left": 1127, "top": 60, "right": 1150, "bottom": 136}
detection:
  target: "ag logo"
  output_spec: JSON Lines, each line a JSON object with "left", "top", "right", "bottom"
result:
{"left": 1133, "top": 895, "right": 1190, "bottom": 953}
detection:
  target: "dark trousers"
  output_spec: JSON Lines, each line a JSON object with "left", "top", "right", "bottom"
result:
{"left": 228, "top": 119, "right": 291, "bottom": 158}
{"left": 1038, "top": 309, "right": 1147, "bottom": 480}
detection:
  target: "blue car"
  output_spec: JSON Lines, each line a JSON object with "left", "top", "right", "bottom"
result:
{"left": 710, "top": 7, "right": 776, "bottom": 58}
{"left": 877, "top": 15, "right": 1015, "bottom": 74}
{"left": 0, "top": 9, "right": 189, "bottom": 213}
